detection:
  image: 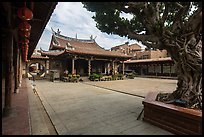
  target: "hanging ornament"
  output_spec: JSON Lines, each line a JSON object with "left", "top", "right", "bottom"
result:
{"left": 21, "top": 45, "right": 25, "bottom": 58}
{"left": 19, "top": 38, "right": 29, "bottom": 44}
{"left": 19, "top": 31, "right": 30, "bottom": 38}
{"left": 22, "top": 44, "right": 29, "bottom": 61}
{"left": 17, "top": 3, "right": 33, "bottom": 21}
{"left": 18, "top": 21, "right": 31, "bottom": 31}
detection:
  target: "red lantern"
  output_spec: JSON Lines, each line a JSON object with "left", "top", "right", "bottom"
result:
{"left": 17, "top": 3, "right": 33, "bottom": 21}
{"left": 18, "top": 22, "right": 31, "bottom": 31}
{"left": 19, "top": 31, "right": 30, "bottom": 38}
{"left": 19, "top": 38, "right": 29, "bottom": 44}
{"left": 21, "top": 45, "right": 25, "bottom": 56}
{"left": 22, "top": 44, "right": 29, "bottom": 62}
{"left": 23, "top": 44, "right": 29, "bottom": 50}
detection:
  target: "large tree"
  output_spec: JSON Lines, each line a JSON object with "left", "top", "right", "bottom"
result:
{"left": 83, "top": 2, "right": 202, "bottom": 110}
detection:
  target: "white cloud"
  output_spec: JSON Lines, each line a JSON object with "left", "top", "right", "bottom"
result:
{"left": 37, "top": 2, "right": 146, "bottom": 51}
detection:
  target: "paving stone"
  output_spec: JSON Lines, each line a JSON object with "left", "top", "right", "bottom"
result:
{"left": 34, "top": 78, "right": 176, "bottom": 135}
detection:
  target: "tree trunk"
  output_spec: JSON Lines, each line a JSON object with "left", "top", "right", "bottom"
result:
{"left": 156, "top": 37, "right": 202, "bottom": 110}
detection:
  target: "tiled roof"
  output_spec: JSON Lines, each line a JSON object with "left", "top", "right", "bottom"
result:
{"left": 124, "top": 57, "right": 173, "bottom": 63}
{"left": 48, "top": 34, "right": 132, "bottom": 58}
{"left": 41, "top": 50, "right": 64, "bottom": 56}
{"left": 30, "top": 55, "right": 49, "bottom": 59}
{"left": 129, "top": 43, "right": 141, "bottom": 50}
{"left": 111, "top": 43, "right": 128, "bottom": 50}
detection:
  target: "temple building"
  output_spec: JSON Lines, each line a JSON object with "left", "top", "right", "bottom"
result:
{"left": 40, "top": 30, "right": 132, "bottom": 79}
{"left": 125, "top": 57, "right": 176, "bottom": 77}
{"left": 111, "top": 42, "right": 177, "bottom": 77}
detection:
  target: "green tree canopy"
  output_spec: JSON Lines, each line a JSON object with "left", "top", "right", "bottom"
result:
{"left": 83, "top": 2, "right": 202, "bottom": 110}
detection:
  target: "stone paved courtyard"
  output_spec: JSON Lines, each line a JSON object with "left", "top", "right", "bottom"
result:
{"left": 34, "top": 77, "right": 177, "bottom": 135}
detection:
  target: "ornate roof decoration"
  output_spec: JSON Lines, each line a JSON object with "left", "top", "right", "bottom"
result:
{"left": 52, "top": 34, "right": 60, "bottom": 46}
{"left": 65, "top": 42, "right": 75, "bottom": 50}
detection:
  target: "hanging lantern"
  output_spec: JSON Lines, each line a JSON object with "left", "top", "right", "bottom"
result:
{"left": 21, "top": 45, "right": 25, "bottom": 57}
{"left": 17, "top": 3, "right": 33, "bottom": 21}
{"left": 23, "top": 44, "right": 29, "bottom": 62}
{"left": 19, "top": 38, "right": 29, "bottom": 44}
{"left": 23, "top": 44, "right": 29, "bottom": 50}
{"left": 21, "top": 44, "right": 28, "bottom": 54}
{"left": 19, "top": 31, "right": 30, "bottom": 38}
{"left": 18, "top": 22, "right": 31, "bottom": 31}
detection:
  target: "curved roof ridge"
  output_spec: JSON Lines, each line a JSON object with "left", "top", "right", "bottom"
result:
{"left": 54, "top": 33, "right": 95, "bottom": 43}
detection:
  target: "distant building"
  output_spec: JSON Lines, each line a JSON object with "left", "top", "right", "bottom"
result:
{"left": 134, "top": 48, "right": 169, "bottom": 60}
{"left": 111, "top": 42, "right": 169, "bottom": 59}
{"left": 112, "top": 43, "right": 176, "bottom": 77}
{"left": 111, "top": 42, "right": 142, "bottom": 56}
{"left": 125, "top": 57, "right": 176, "bottom": 77}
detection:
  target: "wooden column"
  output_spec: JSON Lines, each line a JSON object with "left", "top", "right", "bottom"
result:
{"left": 45, "top": 60, "right": 47, "bottom": 74}
{"left": 104, "top": 63, "right": 107, "bottom": 75}
{"left": 47, "top": 60, "right": 49, "bottom": 74}
{"left": 88, "top": 59, "right": 91, "bottom": 76}
{"left": 112, "top": 60, "right": 115, "bottom": 75}
{"left": 14, "top": 47, "right": 19, "bottom": 93}
{"left": 19, "top": 52, "right": 22, "bottom": 87}
{"left": 44, "top": 60, "right": 49, "bottom": 74}
{"left": 72, "top": 57, "right": 75, "bottom": 74}
{"left": 122, "top": 61, "right": 125, "bottom": 75}
{"left": 3, "top": 30, "right": 14, "bottom": 116}
{"left": 140, "top": 65, "right": 143, "bottom": 75}
{"left": 17, "top": 50, "right": 20, "bottom": 87}
{"left": 106, "top": 62, "right": 109, "bottom": 75}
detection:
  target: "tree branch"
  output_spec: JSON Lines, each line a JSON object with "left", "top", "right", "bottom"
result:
{"left": 127, "top": 31, "right": 160, "bottom": 42}
{"left": 142, "top": 41, "right": 162, "bottom": 49}
{"left": 175, "top": 2, "right": 184, "bottom": 8}
{"left": 172, "top": 2, "right": 191, "bottom": 31}
{"left": 155, "top": 2, "right": 161, "bottom": 21}
{"left": 161, "top": 3, "right": 170, "bottom": 26}
{"left": 126, "top": 2, "right": 146, "bottom": 9}
{"left": 186, "top": 7, "right": 202, "bottom": 36}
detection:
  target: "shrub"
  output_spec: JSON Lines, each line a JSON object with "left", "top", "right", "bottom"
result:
{"left": 117, "top": 73, "right": 124, "bottom": 80}
{"left": 126, "top": 72, "right": 137, "bottom": 79}
{"left": 89, "top": 73, "right": 102, "bottom": 81}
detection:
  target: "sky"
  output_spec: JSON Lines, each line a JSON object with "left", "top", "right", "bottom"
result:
{"left": 36, "top": 2, "right": 146, "bottom": 51}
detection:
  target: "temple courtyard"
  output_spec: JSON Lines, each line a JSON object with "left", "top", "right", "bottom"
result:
{"left": 32, "top": 77, "right": 177, "bottom": 135}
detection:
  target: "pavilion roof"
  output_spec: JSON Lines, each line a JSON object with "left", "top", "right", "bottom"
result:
{"left": 47, "top": 33, "right": 132, "bottom": 59}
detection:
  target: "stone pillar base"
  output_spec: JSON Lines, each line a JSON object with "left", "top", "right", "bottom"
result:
{"left": 3, "top": 107, "right": 11, "bottom": 117}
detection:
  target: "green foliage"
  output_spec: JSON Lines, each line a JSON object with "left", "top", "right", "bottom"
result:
{"left": 68, "top": 74, "right": 72, "bottom": 78}
{"left": 89, "top": 73, "right": 124, "bottom": 81}
{"left": 116, "top": 73, "right": 124, "bottom": 80}
{"left": 82, "top": 2, "right": 200, "bottom": 46}
{"left": 66, "top": 74, "right": 80, "bottom": 82}
{"left": 126, "top": 72, "right": 137, "bottom": 79}
{"left": 112, "top": 75, "right": 118, "bottom": 80}
{"left": 89, "top": 73, "right": 102, "bottom": 81}
{"left": 76, "top": 74, "right": 80, "bottom": 78}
